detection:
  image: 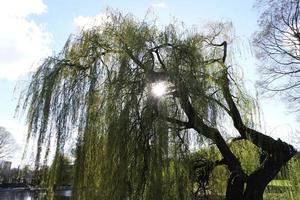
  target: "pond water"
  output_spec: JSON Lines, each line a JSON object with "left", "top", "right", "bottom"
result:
{"left": 0, "top": 189, "right": 71, "bottom": 200}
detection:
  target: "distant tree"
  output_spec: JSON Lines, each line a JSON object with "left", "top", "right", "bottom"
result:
{"left": 20, "top": 11, "right": 297, "bottom": 200}
{"left": 0, "top": 126, "right": 15, "bottom": 159}
{"left": 19, "top": 165, "right": 34, "bottom": 184}
{"left": 254, "top": 0, "right": 300, "bottom": 111}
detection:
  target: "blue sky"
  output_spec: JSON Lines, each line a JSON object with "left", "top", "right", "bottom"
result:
{"left": 0, "top": 0, "right": 298, "bottom": 166}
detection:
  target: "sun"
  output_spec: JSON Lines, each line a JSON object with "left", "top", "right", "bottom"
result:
{"left": 151, "top": 81, "right": 167, "bottom": 97}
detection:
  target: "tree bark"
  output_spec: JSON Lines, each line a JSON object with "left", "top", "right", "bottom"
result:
{"left": 225, "top": 170, "right": 246, "bottom": 200}
{"left": 224, "top": 138, "right": 296, "bottom": 200}
{"left": 243, "top": 139, "right": 296, "bottom": 200}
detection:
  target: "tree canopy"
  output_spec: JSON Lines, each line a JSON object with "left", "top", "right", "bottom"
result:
{"left": 20, "top": 11, "right": 296, "bottom": 200}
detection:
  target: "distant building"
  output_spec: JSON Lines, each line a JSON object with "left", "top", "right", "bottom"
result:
{"left": 0, "top": 160, "right": 11, "bottom": 171}
{"left": 0, "top": 160, "right": 12, "bottom": 183}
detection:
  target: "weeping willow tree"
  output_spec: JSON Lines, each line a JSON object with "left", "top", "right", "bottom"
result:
{"left": 19, "top": 11, "right": 297, "bottom": 200}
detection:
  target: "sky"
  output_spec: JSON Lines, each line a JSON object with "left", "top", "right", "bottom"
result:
{"left": 0, "top": 0, "right": 298, "bottom": 166}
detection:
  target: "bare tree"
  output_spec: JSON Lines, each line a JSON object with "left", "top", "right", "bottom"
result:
{"left": 0, "top": 127, "right": 15, "bottom": 159}
{"left": 254, "top": 0, "right": 300, "bottom": 111}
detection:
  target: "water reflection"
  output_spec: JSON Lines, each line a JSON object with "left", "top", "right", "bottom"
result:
{"left": 0, "top": 189, "right": 71, "bottom": 200}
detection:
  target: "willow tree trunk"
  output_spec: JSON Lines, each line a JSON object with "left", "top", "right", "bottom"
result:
{"left": 225, "top": 139, "right": 296, "bottom": 200}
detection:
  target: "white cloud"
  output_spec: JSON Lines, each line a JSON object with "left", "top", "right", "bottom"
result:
{"left": 0, "top": 0, "right": 52, "bottom": 80}
{"left": 151, "top": 2, "right": 166, "bottom": 8}
{"left": 74, "top": 11, "right": 111, "bottom": 31}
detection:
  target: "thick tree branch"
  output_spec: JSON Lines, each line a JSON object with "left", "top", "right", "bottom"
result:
{"left": 174, "top": 77, "right": 243, "bottom": 171}
{"left": 220, "top": 61, "right": 297, "bottom": 161}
